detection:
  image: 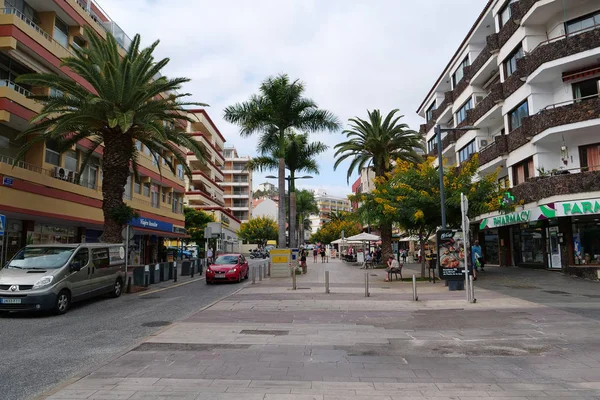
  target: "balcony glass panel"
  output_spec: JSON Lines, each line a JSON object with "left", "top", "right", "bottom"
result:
{"left": 53, "top": 18, "right": 69, "bottom": 48}
{"left": 509, "top": 100, "right": 529, "bottom": 132}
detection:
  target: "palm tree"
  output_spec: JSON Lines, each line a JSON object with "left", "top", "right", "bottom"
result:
{"left": 14, "top": 27, "right": 206, "bottom": 243}
{"left": 334, "top": 109, "right": 423, "bottom": 260}
{"left": 247, "top": 131, "right": 328, "bottom": 247}
{"left": 224, "top": 74, "right": 340, "bottom": 248}
{"left": 295, "top": 189, "right": 319, "bottom": 245}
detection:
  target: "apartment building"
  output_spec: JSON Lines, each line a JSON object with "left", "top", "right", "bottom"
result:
{"left": 309, "top": 189, "right": 352, "bottom": 234}
{"left": 0, "top": 0, "right": 189, "bottom": 266}
{"left": 222, "top": 146, "right": 252, "bottom": 223}
{"left": 184, "top": 110, "right": 241, "bottom": 252}
{"left": 418, "top": 0, "right": 600, "bottom": 270}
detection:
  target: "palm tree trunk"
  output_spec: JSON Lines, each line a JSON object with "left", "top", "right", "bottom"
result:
{"left": 289, "top": 173, "right": 297, "bottom": 248}
{"left": 101, "top": 133, "right": 133, "bottom": 243}
{"left": 380, "top": 220, "right": 393, "bottom": 263}
{"left": 277, "top": 157, "right": 286, "bottom": 247}
{"left": 419, "top": 234, "right": 426, "bottom": 278}
{"left": 299, "top": 212, "right": 304, "bottom": 246}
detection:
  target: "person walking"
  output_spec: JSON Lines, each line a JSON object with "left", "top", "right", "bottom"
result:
{"left": 313, "top": 247, "right": 318, "bottom": 263}
{"left": 320, "top": 246, "right": 326, "bottom": 263}
{"left": 300, "top": 249, "right": 307, "bottom": 274}
{"left": 401, "top": 249, "right": 407, "bottom": 264}
{"left": 472, "top": 240, "right": 484, "bottom": 272}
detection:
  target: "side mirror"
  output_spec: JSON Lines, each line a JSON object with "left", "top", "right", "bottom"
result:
{"left": 70, "top": 261, "right": 82, "bottom": 272}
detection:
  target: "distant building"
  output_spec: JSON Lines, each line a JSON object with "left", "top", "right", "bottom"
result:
{"left": 252, "top": 198, "right": 278, "bottom": 222}
{"left": 257, "top": 182, "right": 276, "bottom": 193}
{"left": 309, "top": 189, "right": 352, "bottom": 234}
{"left": 351, "top": 168, "right": 376, "bottom": 211}
{"left": 222, "top": 146, "right": 252, "bottom": 223}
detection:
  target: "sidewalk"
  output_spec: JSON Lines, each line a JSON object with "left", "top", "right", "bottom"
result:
{"left": 43, "top": 258, "right": 600, "bottom": 399}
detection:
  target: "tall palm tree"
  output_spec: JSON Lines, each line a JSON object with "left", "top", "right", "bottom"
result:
{"left": 295, "top": 189, "right": 319, "bottom": 245}
{"left": 15, "top": 27, "right": 206, "bottom": 243}
{"left": 224, "top": 74, "right": 340, "bottom": 248}
{"left": 247, "top": 132, "right": 328, "bottom": 247}
{"left": 334, "top": 109, "right": 423, "bottom": 260}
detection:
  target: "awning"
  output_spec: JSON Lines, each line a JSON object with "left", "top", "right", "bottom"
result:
{"left": 132, "top": 226, "right": 190, "bottom": 239}
{"left": 563, "top": 65, "right": 600, "bottom": 82}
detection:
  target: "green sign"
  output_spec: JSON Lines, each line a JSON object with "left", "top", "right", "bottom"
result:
{"left": 558, "top": 199, "right": 600, "bottom": 216}
{"left": 492, "top": 210, "right": 531, "bottom": 227}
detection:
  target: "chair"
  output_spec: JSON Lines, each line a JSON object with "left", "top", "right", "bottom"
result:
{"left": 387, "top": 265, "right": 403, "bottom": 281}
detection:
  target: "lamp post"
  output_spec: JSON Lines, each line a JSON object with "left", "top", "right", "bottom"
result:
{"left": 434, "top": 124, "right": 479, "bottom": 228}
{"left": 266, "top": 174, "right": 313, "bottom": 247}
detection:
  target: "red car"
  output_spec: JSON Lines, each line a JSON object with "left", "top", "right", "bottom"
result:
{"left": 206, "top": 254, "right": 249, "bottom": 284}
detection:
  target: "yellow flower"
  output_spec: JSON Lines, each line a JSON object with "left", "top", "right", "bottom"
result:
{"left": 414, "top": 210, "right": 424, "bottom": 220}
{"left": 419, "top": 190, "right": 429, "bottom": 197}
{"left": 383, "top": 204, "right": 396, "bottom": 214}
{"left": 396, "top": 196, "right": 406, "bottom": 202}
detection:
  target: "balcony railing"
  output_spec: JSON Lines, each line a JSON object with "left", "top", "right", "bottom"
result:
{"left": 478, "top": 134, "right": 508, "bottom": 166}
{"left": 511, "top": 169, "right": 600, "bottom": 204}
{"left": 75, "top": 0, "right": 132, "bottom": 51}
{"left": 0, "top": 79, "right": 32, "bottom": 97}
{"left": 0, "top": 153, "right": 98, "bottom": 190}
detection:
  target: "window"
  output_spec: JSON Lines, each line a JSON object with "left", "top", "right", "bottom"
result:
{"left": 64, "top": 151, "right": 77, "bottom": 171}
{"left": 50, "top": 88, "right": 64, "bottom": 98}
{"left": 566, "top": 11, "right": 600, "bottom": 36}
{"left": 54, "top": 17, "right": 69, "bottom": 48}
{"left": 573, "top": 77, "right": 600, "bottom": 101}
{"left": 152, "top": 156, "right": 158, "bottom": 167}
{"left": 135, "top": 140, "right": 142, "bottom": 152}
{"left": 144, "top": 144, "right": 151, "bottom": 156}
{"left": 512, "top": 157, "right": 534, "bottom": 185}
{"left": 452, "top": 56, "right": 470, "bottom": 87}
{"left": 456, "top": 98, "right": 473, "bottom": 124}
{"left": 426, "top": 101, "right": 437, "bottom": 122}
{"left": 151, "top": 184, "right": 159, "bottom": 208}
{"left": 143, "top": 182, "right": 150, "bottom": 197}
{"left": 498, "top": 175, "right": 510, "bottom": 189}
{"left": 82, "top": 165, "right": 97, "bottom": 189}
{"left": 124, "top": 175, "right": 132, "bottom": 199}
{"left": 91, "top": 248, "right": 109, "bottom": 269}
{"left": 177, "top": 164, "right": 184, "bottom": 179}
{"left": 498, "top": 0, "right": 517, "bottom": 28}
{"left": 72, "top": 248, "right": 89, "bottom": 268}
{"left": 579, "top": 143, "right": 600, "bottom": 171}
{"left": 45, "top": 140, "right": 60, "bottom": 166}
{"left": 162, "top": 189, "right": 166, "bottom": 202}
{"left": 134, "top": 177, "right": 141, "bottom": 194}
{"left": 458, "top": 140, "right": 476, "bottom": 163}
{"left": 427, "top": 137, "right": 438, "bottom": 153}
{"left": 504, "top": 44, "right": 523, "bottom": 78}
{"left": 167, "top": 192, "right": 172, "bottom": 205}
{"left": 509, "top": 100, "right": 529, "bottom": 131}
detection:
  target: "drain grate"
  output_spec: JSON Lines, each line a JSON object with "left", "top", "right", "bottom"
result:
{"left": 240, "top": 330, "right": 289, "bottom": 336}
{"left": 543, "top": 290, "right": 571, "bottom": 295}
{"left": 142, "top": 321, "right": 171, "bottom": 327}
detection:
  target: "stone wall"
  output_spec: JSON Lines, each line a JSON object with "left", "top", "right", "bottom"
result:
{"left": 511, "top": 170, "right": 600, "bottom": 204}
{"left": 479, "top": 134, "right": 508, "bottom": 165}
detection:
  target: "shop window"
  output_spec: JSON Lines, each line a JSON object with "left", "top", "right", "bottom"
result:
{"left": 572, "top": 77, "right": 600, "bottom": 101}
{"left": 504, "top": 43, "right": 523, "bottom": 78}
{"left": 519, "top": 226, "right": 545, "bottom": 264}
{"left": 45, "top": 139, "right": 60, "bottom": 166}
{"left": 573, "top": 217, "right": 600, "bottom": 265}
{"left": 426, "top": 101, "right": 437, "bottom": 122}
{"left": 508, "top": 100, "right": 529, "bottom": 132}
{"left": 512, "top": 157, "right": 534, "bottom": 185}
{"left": 54, "top": 17, "right": 69, "bottom": 48}
{"left": 64, "top": 150, "right": 77, "bottom": 171}
{"left": 579, "top": 143, "right": 600, "bottom": 171}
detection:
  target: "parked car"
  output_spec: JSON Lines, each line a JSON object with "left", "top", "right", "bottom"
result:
{"left": 206, "top": 254, "right": 249, "bottom": 284}
{"left": 0, "top": 244, "right": 126, "bottom": 315}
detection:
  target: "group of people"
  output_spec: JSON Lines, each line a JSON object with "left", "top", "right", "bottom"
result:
{"left": 298, "top": 245, "right": 327, "bottom": 270}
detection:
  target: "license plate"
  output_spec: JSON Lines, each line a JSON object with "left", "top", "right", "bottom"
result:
{"left": 1, "top": 298, "right": 22, "bottom": 304}
{"left": 214, "top": 274, "right": 226, "bottom": 279}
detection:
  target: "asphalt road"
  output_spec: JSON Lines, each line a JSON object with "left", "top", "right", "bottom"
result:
{"left": 0, "top": 259, "right": 267, "bottom": 400}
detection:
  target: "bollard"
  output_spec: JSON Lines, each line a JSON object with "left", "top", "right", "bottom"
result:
{"left": 292, "top": 268, "right": 297, "bottom": 290}
{"left": 325, "top": 271, "right": 330, "bottom": 294}
{"left": 252, "top": 267, "right": 256, "bottom": 284}
{"left": 263, "top": 263, "right": 267, "bottom": 279}
{"left": 173, "top": 262, "right": 178, "bottom": 283}
{"left": 126, "top": 276, "right": 132, "bottom": 294}
{"left": 191, "top": 263, "right": 195, "bottom": 278}
{"left": 470, "top": 275, "right": 476, "bottom": 303}
{"left": 364, "top": 272, "right": 370, "bottom": 297}
{"left": 259, "top": 265, "right": 263, "bottom": 281}
{"left": 144, "top": 273, "right": 149, "bottom": 288}
{"left": 412, "top": 275, "right": 418, "bottom": 301}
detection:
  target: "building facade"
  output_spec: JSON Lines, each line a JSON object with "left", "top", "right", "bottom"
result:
{"left": 222, "top": 146, "right": 252, "bottom": 223}
{"left": 252, "top": 198, "right": 278, "bottom": 222}
{"left": 0, "top": 0, "right": 188, "bottom": 266}
{"left": 309, "top": 189, "right": 352, "bottom": 234}
{"left": 184, "top": 109, "right": 241, "bottom": 253}
{"left": 417, "top": 0, "right": 600, "bottom": 270}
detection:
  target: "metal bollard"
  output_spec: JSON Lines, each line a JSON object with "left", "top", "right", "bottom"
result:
{"left": 470, "top": 275, "right": 476, "bottom": 303}
{"left": 126, "top": 276, "right": 132, "bottom": 294}
{"left": 364, "top": 272, "right": 370, "bottom": 297}
{"left": 144, "top": 273, "right": 149, "bottom": 288}
{"left": 412, "top": 275, "right": 418, "bottom": 301}
{"left": 259, "top": 265, "right": 263, "bottom": 281}
{"left": 252, "top": 267, "right": 256, "bottom": 284}
{"left": 325, "top": 271, "right": 330, "bottom": 294}
{"left": 173, "top": 262, "right": 178, "bottom": 283}
{"left": 292, "top": 268, "right": 297, "bottom": 290}
{"left": 191, "top": 262, "right": 195, "bottom": 278}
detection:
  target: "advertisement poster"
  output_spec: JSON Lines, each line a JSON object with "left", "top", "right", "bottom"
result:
{"left": 437, "top": 229, "right": 466, "bottom": 280}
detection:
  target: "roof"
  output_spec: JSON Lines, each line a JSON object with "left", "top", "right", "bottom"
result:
{"left": 416, "top": 0, "right": 495, "bottom": 114}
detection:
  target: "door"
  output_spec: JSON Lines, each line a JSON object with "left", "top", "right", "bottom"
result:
{"left": 69, "top": 248, "right": 91, "bottom": 300}
{"left": 548, "top": 226, "right": 562, "bottom": 269}
{"left": 240, "top": 255, "right": 248, "bottom": 276}
{"left": 90, "top": 247, "right": 112, "bottom": 294}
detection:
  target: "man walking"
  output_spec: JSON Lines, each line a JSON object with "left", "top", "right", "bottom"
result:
{"left": 472, "top": 240, "right": 484, "bottom": 272}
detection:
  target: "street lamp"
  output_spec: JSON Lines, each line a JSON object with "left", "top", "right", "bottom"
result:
{"left": 265, "top": 174, "right": 313, "bottom": 247}
{"left": 434, "top": 124, "right": 479, "bottom": 228}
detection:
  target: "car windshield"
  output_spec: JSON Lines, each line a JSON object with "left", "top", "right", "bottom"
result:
{"left": 213, "top": 255, "right": 239, "bottom": 265}
{"left": 6, "top": 247, "right": 75, "bottom": 269}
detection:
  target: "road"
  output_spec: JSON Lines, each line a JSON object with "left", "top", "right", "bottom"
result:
{"left": 0, "top": 259, "right": 267, "bottom": 400}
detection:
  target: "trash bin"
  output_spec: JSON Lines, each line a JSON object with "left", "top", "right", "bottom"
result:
{"left": 180, "top": 260, "right": 192, "bottom": 276}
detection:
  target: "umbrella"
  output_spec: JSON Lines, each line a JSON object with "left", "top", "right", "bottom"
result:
{"left": 346, "top": 233, "right": 381, "bottom": 241}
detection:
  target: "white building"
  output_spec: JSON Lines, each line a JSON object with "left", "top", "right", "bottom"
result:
{"left": 417, "top": 0, "right": 600, "bottom": 270}
{"left": 222, "top": 146, "right": 252, "bottom": 223}
{"left": 257, "top": 182, "right": 277, "bottom": 193}
{"left": 309, "top": 189, "right": 352, "bottom": 234}
{"left": 252, "top": 198, "right": 278, "bottom": 222}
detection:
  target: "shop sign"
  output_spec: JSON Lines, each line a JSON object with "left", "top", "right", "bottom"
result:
{"left": 479, "top": 204, "right": 557, "bottom": 229}
{"left": 172, "top": 226, "right": 187, "bottom": 235}
{"left": 0, "top": 214, "right": 5, "bottom": 235}
{"left": 557, "top": 198, "right": 600, "bottom": 217}
{"left": 129, "top": 217, "right": 173, "bottom": 232}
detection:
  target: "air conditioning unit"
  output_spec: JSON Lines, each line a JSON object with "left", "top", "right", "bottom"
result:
{"left": 54, "top": 166, "right": 71, "bottom": 181}
{"left": 474, "top": 95, "right": 484, "bottom": 105}
{"left": 479, "top": 139, "right": 489, "bottom": 148}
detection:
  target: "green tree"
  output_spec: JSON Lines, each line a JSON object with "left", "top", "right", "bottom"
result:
{"left": 295, "top": 189, "right": 319, "bottom": 244}
{"left": 238, "top": 217, "right": 278, "bottom": 249}
{"left": 334, "top": 109, "right": 423, "bottom": 261}
{"left": 310, "top": 219, "right": 362, "bottom": 246}
{"left": 184, "top": 207, "right": 214, "bottom": 245}
{"left": 15, "top": 27, "right": 206, "bottom": 242}
{"left": 247, "top": 131, "right": 328, "bottom": 246}
{"left": 224, "top": 74, "right": 340, "bottom": 248}
{"left": 354, "top": 155, "right": 507, "bottom": 277}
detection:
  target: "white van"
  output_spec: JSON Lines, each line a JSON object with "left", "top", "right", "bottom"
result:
{"left": 0, "top": 243, "right": 126, "bottom": 315}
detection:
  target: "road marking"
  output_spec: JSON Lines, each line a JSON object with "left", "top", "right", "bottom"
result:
{"left": 138, "top": 277, "right": 205, "bottom": 297}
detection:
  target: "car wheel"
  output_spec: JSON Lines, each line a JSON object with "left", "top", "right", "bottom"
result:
{"left": 109, "top": 278, "right": 123, "bottom": 298}
{"left": 206, "top": 279, "right": 211, "bottom": 285}
{"left": 54, "top": 290, "right": 70, "bottom": 315}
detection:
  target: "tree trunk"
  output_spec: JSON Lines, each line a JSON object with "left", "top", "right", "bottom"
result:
{"left": 277, "top": 157, "right": 286, "bottom": 247}
{"left": 299, "top": 212, "right": 304, "bottom": 247}
{"left": 380, "top": 220, "right": 393, "bottom": 263}
{"left": 289, "top": 176, "right": 297, "bottom": 248}
{"left": 101, "top": 132, "right": 133, "bottom": 243}
{"left": 420, "top": 235, "right": 426, "bottom": 278}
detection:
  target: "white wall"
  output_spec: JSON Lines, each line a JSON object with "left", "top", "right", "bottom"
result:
{"left": 252, "top": 199, "right": 278, "bottom": 222}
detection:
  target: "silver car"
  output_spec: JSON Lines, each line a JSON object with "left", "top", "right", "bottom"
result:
{"left": 0, "top": 243, "right": 126, "bottom": 315}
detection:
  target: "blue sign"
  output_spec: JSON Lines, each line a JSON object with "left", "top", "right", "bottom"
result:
{"left": 0, "top": 214, "right": 5, "bottom": 235}
{"left": 128, "top": 216, "right": 173, "bottom": 233}
{"left": 2, "top": 177, "right": 13, "bottom": 186}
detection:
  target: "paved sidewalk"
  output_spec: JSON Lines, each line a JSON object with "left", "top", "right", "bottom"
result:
{"left": 42, "top": 259, "right": 600, "bottom": 400}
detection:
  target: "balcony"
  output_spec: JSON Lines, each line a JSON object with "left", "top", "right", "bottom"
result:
{"left": 467, "top": 83, "right": 504, "bottom": 124}
{"left": 507, "top": 96, "right": 600, "bottom": 152}
{"left": 511, "top": 170, "right": 600, "bottom": 205}
{"left": 478, "top": 134, "right": 508, "bottom": 166}
{"left": 422, "top": 91, "right": 454, "bottom": 134}
{"left": 497, "top": 0, "right": 539, "bottom": 48}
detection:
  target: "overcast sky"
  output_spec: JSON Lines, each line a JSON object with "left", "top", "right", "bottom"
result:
{"left": 99, "top": 0, "right": 488, "bottom": 197}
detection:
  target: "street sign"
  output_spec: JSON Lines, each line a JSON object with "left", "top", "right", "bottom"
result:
{"left": 2, "top": 176, "right": 13, "bottom": 186}
{"left": 0, "top": 214, "right": 5, "bottom": 235}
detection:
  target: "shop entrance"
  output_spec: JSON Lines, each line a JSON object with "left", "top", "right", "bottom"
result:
{"left": 547, "top": 226, "right": 562, "bottom": 269}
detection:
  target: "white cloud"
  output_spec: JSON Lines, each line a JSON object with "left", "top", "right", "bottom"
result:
{"left": 99, "top": 0, "right": 488, "bottom": 194}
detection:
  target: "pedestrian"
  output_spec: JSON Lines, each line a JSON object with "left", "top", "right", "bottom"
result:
{"left": 472, "top": 240, "right": 484, "bottom": 272}
{"left": 313, "top": 247, "right": 318, "bottom": 263}
{"left": 417, "top": 248, "right": 422, "bottom": 264}
{"left": 300, "top": 249, "right": 307, "bottom": 273}
{"left": 401, "top": 249, "right": 407, "bottom": 264}
{"left": 384, "top": 256, "right": 401, "bottom": 282}
{"left": 207, "top": 247, "right": 213, "bottom": 265}
{"left": 320, "top": 246, "right": 326, "bottom": 263}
